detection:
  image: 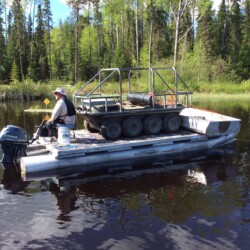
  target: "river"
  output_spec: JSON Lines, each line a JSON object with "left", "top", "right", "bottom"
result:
{"left": 0, "top": 98, "right": 249, "bottom": 250}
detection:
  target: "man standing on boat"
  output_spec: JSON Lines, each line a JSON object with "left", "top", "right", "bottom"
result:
{"left": 46, "top": 87, "right": 76, "bottom": 137}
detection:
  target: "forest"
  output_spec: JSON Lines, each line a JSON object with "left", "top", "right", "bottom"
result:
{"left": 0, "top": 0, "right": 250, "bottom": 91}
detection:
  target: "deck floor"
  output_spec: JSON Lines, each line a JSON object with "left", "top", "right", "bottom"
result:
{"left": 28, "top": 129, "right": 206, "bottom": 159}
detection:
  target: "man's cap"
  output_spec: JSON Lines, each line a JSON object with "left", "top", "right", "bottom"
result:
{"left": 52, "top": 87, "right": 67, "bottom": 96}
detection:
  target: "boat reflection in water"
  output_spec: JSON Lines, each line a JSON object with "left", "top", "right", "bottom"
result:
{"left": 1, "top": 145, "right": 235, "bottom": 185}
{"left": 0, "top": 162, "right": 30, "bottom": 194}
{"left": 49, "top": 155, "right": 237, "bottom": 223}
{"left": 1, "top": 144, "right": 236, "bottom": 226}
{"left": 186, "top": 168, "right": 207, "bottom": 185}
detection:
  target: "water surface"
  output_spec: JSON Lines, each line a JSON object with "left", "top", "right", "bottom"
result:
{"left": 0, "top": 98, "right": 249, "bottom": 250}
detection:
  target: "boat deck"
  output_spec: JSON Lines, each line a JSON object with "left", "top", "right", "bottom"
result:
{"left": 21, "top": 128, "right": 237, "bottom": 181}
{"left": 28, "top": 129, "right": 206, "bottom": 159}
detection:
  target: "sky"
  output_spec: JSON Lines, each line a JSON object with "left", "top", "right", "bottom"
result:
{"left": 51, "top": 0, "right": 222, "bottom": 26}
{"left": 51, "top": 0, "right": 71, "bottom": 26}
{"left": 213, "top": 0, "right": 222, "bottom": 10}
{"left": 3, "top": 0, "right": 222, "bottom": 27}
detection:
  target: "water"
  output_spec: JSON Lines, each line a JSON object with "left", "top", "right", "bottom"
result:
{"left": 0, "top": 99, "right": 250, "bottom": 250}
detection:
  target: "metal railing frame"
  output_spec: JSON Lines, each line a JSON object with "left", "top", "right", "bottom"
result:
{"left": 73, "top": 67, "right": 193, "bottom": 113}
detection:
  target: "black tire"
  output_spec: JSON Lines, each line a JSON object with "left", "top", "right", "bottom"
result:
{"left": 84, "top": 120, "right": 98, "bottom": 133}
{"left": 143, "top": 115, "right": 162, "bottom": 135}
{"left": 123, "top": 116, "right": 143, "bottom": 138}
{"left": 163, "top": 113, "right": 181, "bottom": 133}
{"left": 100, "top": 119, "right": 122, "bottom": 140}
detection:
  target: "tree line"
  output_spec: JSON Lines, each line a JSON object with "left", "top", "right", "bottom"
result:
{"left": 0, "top": 0, "right": 249, "bottom": 85}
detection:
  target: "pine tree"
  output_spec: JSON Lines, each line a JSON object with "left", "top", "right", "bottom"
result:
{"left": 196, "top": 0, "right": 216, "bottom": 59}
{"left": 10, "top": 61, "right": 19, "bottom": 82}
{"left": 43, "top": 0, "right": 53, "bottom": 79}
{"left": 27, "top": 13, "right": 33, "bottom": 67}
{"left": 5, "top": 11, "right": 14, "bottom": 82}
{"left": 67, "top": 0, "right": 88, "bottom": 82}
{"left": 10, "top": 0, "right": 28, "bottom": 81}
{"left": 93, "top": 0, "right": 102, "bottom": 70}
{"left": 178, "top": 4, "right": 194, "bottom": 63}
{"left": 216, "top": 0, "right": 230, "bottom": 60}
{"left": 0, "top": 1, "right": 6, "bottom": 81}
{"left": 228, "top": 0, "right": 242, "bottom": 68}
{"left": 150, "top": 3, "right": 172, "bottom": 63}
{"left": 51, "top": 21, "right": 74, "bottom": 81}
{"left": 193, "top": 0, "right": 216, "bottom": 81}
{"left": 31, "top": 4, "right": 49, "bottom": 81}
{"left": 238, "top": 0, "right": 250, "bottom": 79}
{"left": 51, "top": 27, "right": 65, "bottom": 80}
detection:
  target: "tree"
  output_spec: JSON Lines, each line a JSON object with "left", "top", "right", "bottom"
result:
{"left": 67, "top": 0, "right": 89, "bottom": 83}
{"left": 31, "top": 4, "right": 49, "bottom": 81}
{"left": 11, "top": 0, "right": 28, "bottom": 81}
{"left": 184, "top": 0, "right": 216, "bottom": 82}
{"left": 178, "top": 3, "right": 194, "bottom": 63}
{"left": 148, "top": 0, "right": 155, "bottom": 67}
{"left": 135, "top": 0, "right": 140, "bottom": 67}
{"left": 27, "top": 0, "right": 37, "bottom": 73}
{"left": 51, "top": 21, "right": 75, "bottom": 81}
{"left": 170, "top": 0, "right": 187, "bottom": 67}
{"left": 238, "top": 0, "right": 250, "bottom": 79}
{"left": 228, "top": 0, "right": 242, "bottom": 68}
{"left": 0, "top": 0, "right": 6, "bottom": 81}
{"left": 1, "top": 0, "right": 250, "bottom": 84}
{"left": 10, "top": 60, "right": 19, "bottom": 82}
{"left": 93, "top": 0, "right": 102, "bottom": 70}
{"left": 79, "top": 25, "right": 99, "bottom": 79}
{"left": 43, "top": 0, "right": 53, "bottom": 80}
{"left": 148, "top": 2, "right": 172, "bottom": 63}
{"left": 113, "top": 43, "right": 131, "bottom": 68}
{"left": 102, "top": 0, "right": 117, "bottom": 66}
{"left": 216, "top": 0, "right": 230, "bottom": 59}
{"left": 5, "top": 10, "right": 13, "bottom": 81}
{"left": 169, "top": 0, "right": 201, "bottom": 68}
{"left": 196, "top": 0, "right": 216, "bottom": 59}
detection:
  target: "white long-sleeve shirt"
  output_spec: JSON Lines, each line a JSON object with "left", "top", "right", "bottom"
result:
{"left": 51, "top": 98, "right": 76, "bottom": 125}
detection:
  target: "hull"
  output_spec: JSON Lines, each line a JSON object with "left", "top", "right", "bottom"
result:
{"left": 20, "top": 132, "right": 236, "bottom": 181}
{"left": 180, "top": 108, "right": 241, "bottom": 136}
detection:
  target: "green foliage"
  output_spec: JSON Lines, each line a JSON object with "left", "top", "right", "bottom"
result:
{"left": 196, "top": 0, "right": 216, "bottom": 58}
{"left": 31, "top": 4, "right": 50, "bottom": 82}
{"left": 193, "top": 79, "right": 250, "bottom": 94}
{"left": 0, "top": 0, "right": 250, "bottom": 94}
{"left": 79, "top": 25, "right": 99, "bottom": 79}
{"left": 228, "top": 0, "right": 242, "bottom": 67}
{"left": 237, "top": 0, "right": 250, "bottom": 79}
{"left": 216, "top": 0, "right": 229, "bottom": 59}
{"left": 10, "top": 61, "right": 19, "bottom": 82}
{"left": 113, "top": 44, "right": 131, "bottom": 68}
{"left": 51, "top": 22, "right": 74, "bottom": 81}
{"left": 0, "top": 1, "right": 6, "bottom": 80}
{"left": 180, "top": 40, "right": 212, "bottom": 83}
{"left": 140, "top": 44, "right": 149, "bottom": 67}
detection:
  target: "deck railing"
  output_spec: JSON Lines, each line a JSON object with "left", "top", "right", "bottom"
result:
{"left": 73, "top": 67, "right": 192, "bottom": 113}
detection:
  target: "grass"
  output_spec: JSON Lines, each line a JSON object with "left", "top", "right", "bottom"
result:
{"left": 192, "top": 92, "right": 250, "bottom": 100}
{"left": 192, "top": 79, "right": 250, "bottom": 94}
{"left": 1, "top": 77, "right": 250, "bottom": 101}
{"left": 0, "top": 80, "right": 77, "bottom": 101}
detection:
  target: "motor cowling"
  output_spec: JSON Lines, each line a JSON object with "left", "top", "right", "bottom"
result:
{"left": 0, "top": 125, "right": 29, "bottom": 166}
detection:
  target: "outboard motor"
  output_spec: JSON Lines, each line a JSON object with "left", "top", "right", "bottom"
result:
{"left": 0, "top": 125, "right": 29, "bottom": 167}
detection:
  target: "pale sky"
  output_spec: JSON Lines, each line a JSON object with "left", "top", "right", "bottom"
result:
{"left": 52, "top": 0, "right": 71, "bottom": 25}
{"left": 3, "top": 0, "right": 222, "bottom": 27}
{"left": 213, "top": 0, "right": 222, "bottom": 10}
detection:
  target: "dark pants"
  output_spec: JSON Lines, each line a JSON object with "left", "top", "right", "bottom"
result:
{"left": 46, "top": 119, "right": 65, "bottom": 137}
